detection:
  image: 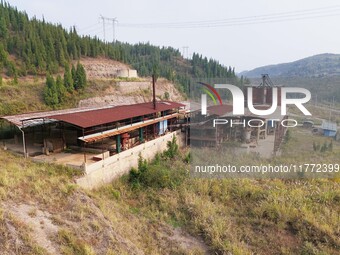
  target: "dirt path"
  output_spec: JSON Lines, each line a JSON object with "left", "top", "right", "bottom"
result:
{"left": 3, "top": 203, "right": 60, "bottom": 255}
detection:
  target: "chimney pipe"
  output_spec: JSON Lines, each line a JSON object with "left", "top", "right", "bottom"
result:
{"left": 152, "top": 74, "right": 156, "bottom": 110}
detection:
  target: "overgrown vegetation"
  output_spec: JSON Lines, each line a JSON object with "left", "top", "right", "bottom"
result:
{"left": 129, "top": 137, "right": 186, "bottom": 189}
{"left": 313, "top": 140, "right": 333, "bottom": 152}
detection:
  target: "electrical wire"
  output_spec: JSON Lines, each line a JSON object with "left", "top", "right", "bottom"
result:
{"left": 117, "top": 5, "right": 340, "bottom": 29}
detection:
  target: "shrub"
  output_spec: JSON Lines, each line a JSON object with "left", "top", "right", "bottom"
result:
{"left": 284, "top": 129, "right": 291, "bottom": 143}
{"left": 128, "top": 153, "right": 186, "bottom": 189}
{"left": 58, "top": 229, "right": 95, "bottom": 255}
{"left": 163, "top": 136, "right": 178, "bottom": 159}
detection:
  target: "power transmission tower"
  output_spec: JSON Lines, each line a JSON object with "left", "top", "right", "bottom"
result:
{"left": 259, "top": 74, "right": 274, "bottom": 87}
{"left": 99, "top": 15, "right": 118, "bottom": 43}
{"left": 111, "top": 18, "right": 118, "bottom": 43}
{"left": 99, "top": 15, "right": 106, "bottom": 42}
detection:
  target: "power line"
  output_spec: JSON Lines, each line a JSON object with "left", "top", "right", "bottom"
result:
{"left": 118, "top": 5, "right": 340, "bottom": 29}
{"left": 78, "top": 22, "right": 101, "bottom": 33}
{"left": 78, "top": 23, "right": 102, "bottom": 34}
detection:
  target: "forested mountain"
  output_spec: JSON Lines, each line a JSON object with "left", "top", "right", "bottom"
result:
{"left": 0, "top": 1, "right": 243, "bottom": 94}
{"left": 240, "top": 53, "right": 340, "bottom": 78}
{"left": 240, "top": 54, "right": 340, "bottom": 102}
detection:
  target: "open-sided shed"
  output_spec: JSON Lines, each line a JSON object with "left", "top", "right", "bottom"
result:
{"left": 0, "top": 101, "right": 185, "bottom": 158}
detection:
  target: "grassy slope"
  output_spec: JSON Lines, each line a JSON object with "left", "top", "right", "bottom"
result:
{"left": 0, "top": 127, "right": 339, "bottom": 255}
{"left": 0, "top": 76, "right": 133, "bottom": 116}
{"left": 0, "top": 150, "right": 205, "bottom": 254}
{"left": 0, "top": 78, "right": 48, "bottom": 115}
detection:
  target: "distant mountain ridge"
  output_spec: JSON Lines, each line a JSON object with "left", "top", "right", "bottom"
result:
{"left": 240, "top": 53, "right": 340, "bottom": 78}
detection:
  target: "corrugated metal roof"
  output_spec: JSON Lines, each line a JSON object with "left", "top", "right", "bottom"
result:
{"left": 1, "top": 105, "right": 116, "bottom": 128}
{"left": 48, "top": 101, "right": 184, "bottom": 128}
{"left": 322, "top": 121, "right": 337, "bottom": 131}
{"left": 1, "top": 101, "right": 184, "bottom": 129}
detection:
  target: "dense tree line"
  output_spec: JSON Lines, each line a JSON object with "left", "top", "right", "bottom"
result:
{"left": 44, "top": 63, "right": 86, "bottom": 107}
{"left": 0, "top": 1, "right": 245, "bottom": 95}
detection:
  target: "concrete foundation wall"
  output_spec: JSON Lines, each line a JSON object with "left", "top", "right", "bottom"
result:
{"left": 117, "top": 69, "right": 138, "bottom": 78}
{"left": 76, "top": 130, "right": 184, "bottom": 189}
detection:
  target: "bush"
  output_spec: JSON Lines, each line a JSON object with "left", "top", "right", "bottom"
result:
{"left": 313, "top": 141, "right": 333, "bottom": 153}
{"left": 128, "top": 152, "right": 186, "bottom": 189}
{"left": 163, "top": 136, "right": 178, "bottom": 159}
{"left": 128, "top": 155, "right": 147, "bottom": 188}
{"left": 284, "top": 129, "right": 291, "bottom": 143}
{"left": 184, "top": 151, "right": 191, "bottom": 163}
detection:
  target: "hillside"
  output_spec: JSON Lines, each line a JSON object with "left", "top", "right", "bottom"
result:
{"left": 0, "top": 1, "right": 244, "bottom": 99}
{"left": 240, "top": 53, "right": 340, "bottom": 78}
{"left": 0, "top": 61, "right": 185, "bottom": 116}
{"left": 0, "top": 127, "right": 339, "bottom": 254}
{"left": 0, "top": 2, "right": 340, "bottom": 255}
{"left": 0, "top": 1, "right": 248, "bottom": 116}
{"left": 240, "top": 54, "right": 340, "bottom": 102}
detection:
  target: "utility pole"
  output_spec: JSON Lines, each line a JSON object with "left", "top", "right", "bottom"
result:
{"left": 152, "top": 74, "right": 157, "bottom": 110}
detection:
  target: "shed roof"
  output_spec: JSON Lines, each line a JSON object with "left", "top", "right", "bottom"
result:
{"left": 0, "top": 105, "right": 115, "bottom": 128}
{"left": 1, "top": 101, "right": 184, "bottom": 129}
{"left": 49, "top": 101, "right": 184, "bottom": 128}
{"left": 321, "top": 121, "right": 337, "bottom": 131}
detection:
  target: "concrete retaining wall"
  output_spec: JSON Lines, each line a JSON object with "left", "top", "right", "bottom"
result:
{"left": 76, "top": 130, "right": 184, "bottom": 189}
{"left": 117, "top": 69, "right": 138, "bottom": 78}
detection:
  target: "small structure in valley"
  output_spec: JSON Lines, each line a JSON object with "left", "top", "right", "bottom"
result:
{"left": 321, "top": 121, "right": 337, "bottom": 137}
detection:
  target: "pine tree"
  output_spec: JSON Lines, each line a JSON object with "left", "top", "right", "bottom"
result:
{"left": 0, "top": 15, "right": 8, "bottom": 39}
{"left": 74, "top": 62, "right": 86, "bottom": 90}
{"left": 71, "top": 64, "right": 76, "bottom": 83}
{"left": 0, "top": 42, "right": 7, "bottom": 65}
{"left": 44, "top": 74, "right": 59, "bottom": 106}
{"left": 63, "top": 64, "right": 74, "bottom": 93}
{"left": 56, "top": 74, "right": 67, "bottom": 103}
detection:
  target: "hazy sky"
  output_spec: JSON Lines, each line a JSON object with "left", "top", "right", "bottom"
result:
{"left": 7, "top": 0, "right": 340, "bottom": 72}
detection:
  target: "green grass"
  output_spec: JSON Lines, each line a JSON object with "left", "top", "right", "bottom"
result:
{"left": 94, "top": 127, "right": 340, "bottom": 254}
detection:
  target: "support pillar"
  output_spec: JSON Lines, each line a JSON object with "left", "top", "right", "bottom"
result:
{"left": 19, "top": 128, "right": 28, "bottom": 158}
{"left": 139, "top": 128, "right": 144, "bottom": 143}
{"left": 116, "top": 134, "right": 121, "bottom": 153}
